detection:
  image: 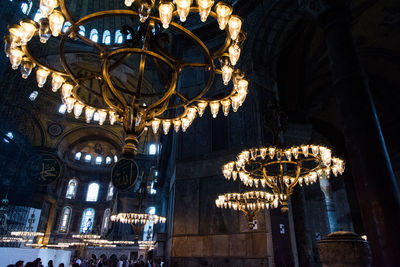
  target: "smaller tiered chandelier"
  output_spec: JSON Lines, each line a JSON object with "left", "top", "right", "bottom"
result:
{"left": 10, "top": 231, "right": 45, "bottom": 239}
{"left": 215, "top": 191, "right": 279, "bottom": 229}
{"left": 217, "top": 144, "right": 345, "bottom": 227}
{"left": 110, "top": 212, "right": 166, "bottom": 239}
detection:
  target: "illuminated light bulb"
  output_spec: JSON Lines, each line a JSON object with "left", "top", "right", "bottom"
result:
{"left": 49, "top": 10, "right": 65, "bottom": 37}
{"left": 85, "top": 106, "right": 95, "bottom": 123}
{"left": 232, "top": 69, "right": 244, "bottom": 90}
{"left": 228, "top": 15, "right": 242, "bottom": 40}
{"left": 125, "top": 0, "right": 134, "bottom": 6}
{"left": 8, "top": 25, "right": 23, "bottom": 48}
{"left": 220, "top": 99, "right": 231, "bottom": 116}
{"left": 301, "top": 145, "right": 309, "bottom": 157}
{"left": 181, "top": 117, "right": 190, "bottom": 132}
{"left": 98, "top": 110, "right": 107, "bottom": 125}
{"left": 4, "top": 36, "right": 11, "bottom": 58}
{"left": 162, "top": 119, "right": 171, "bottom": 135}
{"left": 109, "top": 111, "right": 117, "bottom": 125}
{"left": 215, "top": 1, "right": 232, "bottom": 30}
{"left": 65, "top": 97, "right": 76, "bottom": 113}
{"left": 38, "top": 18, "right": 51, "bottom": 43}
{"left": 292, "top": 147, "right": 299, "bottom": 159}
{"left": 173, "top": 119, "right": 181, "bottom": 132}
{"left": 221, "top": 65, "right": 233, "bottom": 85}
{"left": 20, "top": 57, "right": 35, "bottom": 78}
{"left": 209, "top": 101, "right": 220, "bottom": 118}
{"left": 268, "top": 147, "right": 275, "bottom": 159}
{"left": 20, "top": 19, "right": 37, "bottom": 45}
{"left": 237, "top": 78, "right": 248, "bottom": 94}
{"left": 151, "top": 118, "right": 161, "bottom": 134}
{"left": 40, "top": 0, "right": 58, "bottom": 17}
{"left": 197, "top": 101, "right": 207, "bottom": 117}
{"left": 285, "top": 149, "right": 292, "bottom": 161}
{"left": 61, "top": 83, "right": 74, "bottom": 98}
{"left": 175, "top": 0, "right": 192, "bottom": 22}
{"left": 51, "top": 73, "right": 65, "bottom": 92}
{"left": 228, "top": 45, "right": 240, "bottom": 66}
{"left": 231, "top": 94, "right": 240, "bottom": 112}
{"left": 36, "top": 68, "right": 50, "bottom": 87}
{"left": 73, "top": 102, "right": 84, "bottom": 119}
{"left": 9, "top": 48, "right": 24, "bottom": 70}
{"left": 159, "top": 1, "right": 174, "bottom": 29}
{"left": 311, "top": 145, "right": 319, "bottom": 155}
{"left": 197, "top": 0, "right": 214, "bottom": 22}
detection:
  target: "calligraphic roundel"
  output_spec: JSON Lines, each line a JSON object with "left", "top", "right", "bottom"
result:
{"left": 26, "top": 152, "right": 61, "bottom": 185}
{"left": 111, "top": 159, "right": 139, "bottom": 191}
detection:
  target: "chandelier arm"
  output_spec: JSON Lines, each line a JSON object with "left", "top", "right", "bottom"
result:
{"left": 101, "top": 83, "right": 124, "bottom": 114}
{"left": 21, "top": 45, "right": 68, "bottom": 76}
{"left": 262, "top": 168, "right": 280, "bottom": 192}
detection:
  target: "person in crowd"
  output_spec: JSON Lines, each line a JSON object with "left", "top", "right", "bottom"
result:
{"left": 7, "top": 265, "right": 15, "bottom": 267}
{"left": 47, "top": 260, "right": 54, "bottom": 267}
{"left": 25, "top": 263, "right": 35, "bottom": 267}
{"left": 58, "top": 264, "right": 64, "bottom": 267}
{"left": 15, "top": 261, "right": 24, "bottom": 267}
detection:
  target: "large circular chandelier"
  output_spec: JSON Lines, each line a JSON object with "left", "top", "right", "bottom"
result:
{"left": 4, "top": 0, "right": 249, "bottom": 158}
{"left": 110, "top": 212, "right": 166, "bottom": 239}
{"left": 219, "top": 145, "right": 345, "bottom": 214}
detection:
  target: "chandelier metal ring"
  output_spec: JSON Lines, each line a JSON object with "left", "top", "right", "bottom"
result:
{"left": 5, "top": 0, "right": 250, "bottom": 158}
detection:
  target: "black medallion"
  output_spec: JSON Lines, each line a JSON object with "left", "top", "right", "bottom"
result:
{"left": 111, "top": 159, "right": 139, "bottom": 191}
{"left": 26, "top": 153, "right": 61, "bottom": 185}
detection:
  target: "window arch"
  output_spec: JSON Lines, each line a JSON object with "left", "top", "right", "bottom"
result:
{"left": 95, "top": 156, "right": 102, "bottom": 165}
{"left": 59, "top": 206, "right": 71, "bottom": 233}
{"left": 106, "top": 182, "right": 114, "bottom": 201}
{"left": 149, "top": 144, "right": 157, "bottom": 155}
{"left": 66, "top": 179, "right": 78, "bottom": 199}
{"left": 62, "top": 21, "right": 71, "bottom": 33}
{"left": 21, "top": 2, "right": 32, "bottom": 15}
{"left": 86, "top": 183, "right": 100, "bottom": 202}
{"left": 102, "top": 208, "right": 111, "bottom": 235}
{"left": 115, "top": 30, "right": 123, "bottom": 44}
{"left": 102, "top": 30, "right": 111, "bottom": 44}
{"left": 90, "top": 29, "right": 98, "bottom": 42}
{"left": 78, "top": 26, "right": 85, "bottom": 36}
{"left": 75, "top": 152, "right": 82, "bottom": 160}
{"left": 106, "top": 156, "right": 112, "bottom": 164}
{"left": 80, "top": 208, "right": 95, "bottom": 233}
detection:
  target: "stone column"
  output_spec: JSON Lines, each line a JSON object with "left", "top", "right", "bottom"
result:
{"left": 301, "top": 1, "right": 400, "bottom": 265}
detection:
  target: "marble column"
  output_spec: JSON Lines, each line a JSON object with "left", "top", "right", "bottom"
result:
{"left": 302, "top": 1, "right": 400, "bottom": 265}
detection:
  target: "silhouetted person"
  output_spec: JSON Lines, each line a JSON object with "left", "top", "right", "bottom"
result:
{"left": 47, "top": 261, "right": 53, "bottom": 267}
{"left": 15, "top": 261, "right": 24, "bottom": 267}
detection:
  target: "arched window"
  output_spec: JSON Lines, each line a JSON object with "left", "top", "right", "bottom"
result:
{"left": 102, "top": 30, "right": 111, "bottom": 44}
{"left": 149, "top": 144, "right": 157, "bottom": 155}
{"left": 106, "top": 156, "right": 112, "bottom": 164}
{"left": 80, "top": 208, "right": 95, "bottom": 233}
{"left": 95, "top": 156, "right": 102, "bottom": 165}
{"left": 86, "top": 183, "right": 99, "bottom": 202}
{"left": 78, "top": 26, "right": 85, "bottom": 36}
{"left": 58, "top": 104, "right": 66, "bottom": 114}
{"left": 33, "top": 10, "right": 42, "bottom": 22}
{"left": 115, "top": 30, "right": 123, "bottom": 44}
{"left": 90, "top": 29, "right": 98, "bottom": 42}
{"left": 75, "top": 152, "right": 82, "bottom": 160}
{"left": 66, "top": 179, "right": 78, "bottom": 199}
{"left": 106, "top": 182, "right": 114, "bottom": 201}
{"left": 21, "top": 2, "right": 32, "bottom": 15}
{"left": 84, "top": 154, "right": 92, "bottom": 163}
{"left": 101, "top": 208, "right": 111, "bottom": 235}
{"left": 127, "top": 33, "right": 132, "bottom": 40}
{"left": 114, "top": 155, "right": 118, "bottom": 162}
{"left": 62, "top": 21, "right": 71, "bottom": 33}
{"left": 59, "top": 206, "right": 71, "bottom": 233}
